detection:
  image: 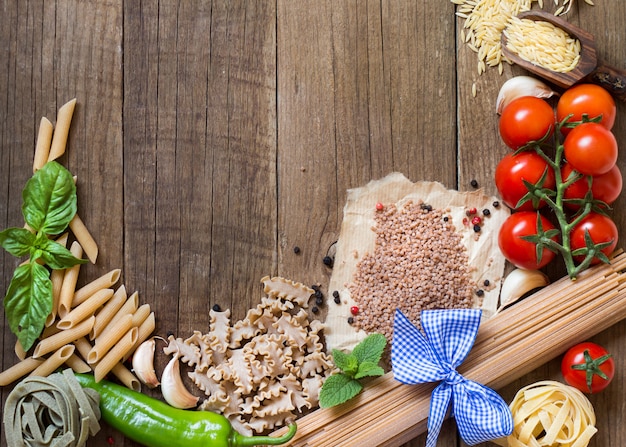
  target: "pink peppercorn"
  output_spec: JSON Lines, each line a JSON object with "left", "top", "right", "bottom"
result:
{"left": 471, "top": 216, "right": 482, "bottom": 226}
{"left": 350, "top": 306, "right": 359, "bottom": 315}
{"left": 375, "top": 202, "right": 384, "bottom": 211}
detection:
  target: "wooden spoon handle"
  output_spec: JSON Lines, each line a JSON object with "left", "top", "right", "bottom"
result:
{"left": 586, "top": 65, "right": 626, "bottom": 102}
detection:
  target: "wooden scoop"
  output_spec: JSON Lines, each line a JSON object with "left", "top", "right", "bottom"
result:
{"left": 501, "top": 10, "right": 626, "bottom": 101}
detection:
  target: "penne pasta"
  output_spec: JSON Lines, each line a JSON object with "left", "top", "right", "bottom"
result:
{"left": 33, "top": 117, "right": 54, "bottom": 172}
{"left": 0, "top": 358, "right": 44, "bottom": 386}
{"left": 65, "top": 353, "right": 92, "bottom": 374}
{"left": 73, "top": 337, "right": 94, "bottom": 363}
{"left": 90, "top": 285, "right": 127, "bottom": 340}
{"left": 14, "top": 340, "right": 27, "bottom": 361}
{"left": 57, "top": 288, "right": 114, "bottom": 330}
{"left": 57, "top": 241, "right": 84, "bottom": 318}
{"left": 46, "top": 233, "right": 70, "bottom": 326}
{"left": 88, "top": 314, "right": 134, "bottom": 364}
{"left": 72, "top": 269, "right": 121, "bottom": 307}
{"left": 69, "top": 214, "right": 98, "bottom": 264}
{"left": 47, "top": 98, "right": 76, "bottom": 162}
{"left": 110, "top": 363, "right": 141, "bottom": 392}
{"left": 126, "top": 312, "right": 156, "bottom": 361}
{"left": 99, "top": 292, "right": 139, "bottom": 341}
{"left": 94, "top": 328, "right": 138, "bottom": 382}
{"left": 33, "top": 316, "right": 95, "bottom": 358}
{"left": 29, "top": 345, "right": 75, "bottom": 378}
{"left": 131, "top": 303, "right": 151, "bottom": 327}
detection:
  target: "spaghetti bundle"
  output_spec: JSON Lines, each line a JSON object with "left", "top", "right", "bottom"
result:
{"left": 274, "top": 252, "right": 626, "bottom": 446}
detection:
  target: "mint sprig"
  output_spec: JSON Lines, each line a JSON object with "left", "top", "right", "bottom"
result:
{"left": 319, "top": 333, "right": 386, "bottom": 408}
{"left": 1, "top": 161, "right": 87, "bottom": 351}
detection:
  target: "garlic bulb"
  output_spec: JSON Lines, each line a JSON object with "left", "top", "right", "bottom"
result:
{"left": 496, "top": 76, "right": 559, "bottom": 114}
{"left": 131, "top": 338, "right": 160, "bottom": 389}
{"left": 161, "top": 354, "right": 199, "bottom": 409}
{"left": 498, "top": 268, "right": 550, "bottom": 312}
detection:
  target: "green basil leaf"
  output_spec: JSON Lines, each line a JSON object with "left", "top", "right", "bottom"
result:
{"left": 3, "top": 262, "right": 52, "bottom": 351}
{"left": 35, "top": 237, "right": 88, "bottom": 269}
{"left": 22, "top": 161, "right": 77, "bottom": 235}
{"left": 0, "top": 227, "right": 36, "bottom": 257}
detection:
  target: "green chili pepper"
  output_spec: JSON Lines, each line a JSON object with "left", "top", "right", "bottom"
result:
{"left": 74, "top": 373, "right": 297, "bottom": 447}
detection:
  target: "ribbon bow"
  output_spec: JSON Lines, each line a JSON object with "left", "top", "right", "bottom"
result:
{"left": 392, "top": 309, "right": 513, "bottom": 447}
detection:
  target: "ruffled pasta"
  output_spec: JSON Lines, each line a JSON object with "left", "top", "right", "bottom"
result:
{"left": 165, "top": 276, "right": 333, "bottom": 434}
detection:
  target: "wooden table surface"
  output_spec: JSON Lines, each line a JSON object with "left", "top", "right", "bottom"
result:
{"left": 2, "top": 1, "right": 626, "bottom": 446}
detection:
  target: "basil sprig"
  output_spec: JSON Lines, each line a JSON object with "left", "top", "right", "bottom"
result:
{"left": 1, "top": 161, "right": 87, "bottom": 351}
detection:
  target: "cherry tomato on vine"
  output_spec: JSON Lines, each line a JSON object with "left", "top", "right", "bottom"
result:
{"left": 495, "top": 152, "right": 556, "bottom": 211}
{"left": 561, "top": 342, "right": 614, "bottom": 394}
{"left": 498, "top": 211, "right": 558, "bottom": 269}
{"left": 562, "top": 162, "right": 623, "bottom": 209}
{"left": 557, "top": 84, "right": 616, "bottom": 135}
{"left": 570, "top": 212, "right": 618, "bottom": 265}
{"left": 563, "top": 122, "right": 618, "bottom": 176}
{"left": 499, "top": 96, "right": 555, "bottom": 150}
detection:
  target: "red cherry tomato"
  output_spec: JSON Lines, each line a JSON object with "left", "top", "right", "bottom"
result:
{"left": 561, "top": 341, "right": 614, "bottom": 394}
{"left": 495, "top": 152, "right": 556, "bottom": 211}
{"left": 557, "top": 84, "right": 616, "bottom": 135}
{"left": 499, "top": 96, "right": 555, "bottom": 150}
{"left": 563, "top": 122, "right": 618, "bottom": 176}
{"left": 562, "top": 162, "right": 623, "bottom": 209}
{"left": 570, "top": 212, "right": 618, "bottom": 264}
{"left": 498, "top": 211, "right": 558, "bottom": 269}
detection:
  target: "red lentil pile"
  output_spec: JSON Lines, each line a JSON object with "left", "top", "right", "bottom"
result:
{"left": 349, "top": 201, "right": 478, "bottom": 343}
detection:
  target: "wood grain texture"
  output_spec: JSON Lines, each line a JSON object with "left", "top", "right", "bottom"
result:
{"left": 1, "top": 1, "right": 626, "bottom": 446}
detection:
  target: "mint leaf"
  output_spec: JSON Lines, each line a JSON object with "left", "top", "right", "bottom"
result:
{"left": 355, "top": 361, "right": 385, "bottom": 380}
{"left": 332, "top": 349, "right": 358, "bottom": 377}
{"left": 352, "top": 333, "right": 387, "bottom": 365}
{"left": 319, "top": 373, "right": 363, "bottom": 408}
{"left": 4, "top": 262, "right": 53, "bottom": 351}
{"left": 22, "top": 161, "right": 77, "bottom": 235}
{"left": 0, "top": 228, "right": 36, "bottom": 257}
{"left": 34, "top": 237, "right": 87, "bottom": 269}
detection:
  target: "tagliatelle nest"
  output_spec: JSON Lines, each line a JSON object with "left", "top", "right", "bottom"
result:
{"left": 164, "top": 276, "right": 333, "bottom": 436}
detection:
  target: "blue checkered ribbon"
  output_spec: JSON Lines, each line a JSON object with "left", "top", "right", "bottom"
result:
{"left": 392, "top": 308, "right": 513, "bottom": 447}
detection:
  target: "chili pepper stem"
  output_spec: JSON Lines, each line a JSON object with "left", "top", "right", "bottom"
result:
{"left": 231, "top": 423, "right": 298, "bottom": 447}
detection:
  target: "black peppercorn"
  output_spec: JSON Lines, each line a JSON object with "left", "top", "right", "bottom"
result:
{"left": 212, "top": 304, "right": 221, "bottom": 312}
{"left": 492, "top": 200, "right": 500, "bottom": 208}
{"left": 476, "top": 289, "right": 484, "bottom": 297}
{"left": 316, "top": 296, "right": 324, "bottom": 306}
{"left": 483, "top": 279, "right": 490, "bottom": 287}
{"left": 293, "top": 246, "right": 301, "bottom": 254}
{"left": 482, "top": 209, "right": 491, "bottom": 216}
{"left": 347, "top": 317, "right": 354, "bottom": 324}
{"left": 470, "top": 179, "right": 479, "bottom": 188}
{"left": 311, "top": 306, "right": 319, "bottom": 314}
{"left": 323, "top": 256, "right": 334, "bottom": 267}
{"left": 473, "top": 224, "right": 481, "bottom": 232}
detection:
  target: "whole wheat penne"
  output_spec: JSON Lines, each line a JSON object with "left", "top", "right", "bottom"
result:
{"left": 0, "top": 357, "right": 44, "bottom": 386}
{"left": 91, "top": 285, "right": 127, "bottom": 340}
{"left": 41, "top": 324, "right": 62, "bottom": 339}
{"left": 88, "top": 314, "right": 134, "bottom": 364}
{"left": 33, "top": 316, "right": 95, "bottom": 358}
{"left": 33, "top": 117, "right": 54, "bottom": 172}
{"left": 94, "top": 328, "right": 138, "bottom": 382}
{"left": 57, "top": 288, "right": 113, "bottom": 330}
{"left": 30, "top": 344, "right": 75, "bottom": 377}
{"left": 65, "top": 353, "right": 92, "bottom": 374}
{"left": 58, "top": 241, "right": 84, "bottom": 318}
{"left": 111, "top": 363, "right": 141, "bottom": 391}
{"left": 47, "top": 98, "right": 76, "bottom": 161}
{"left": 72, "top": 269, "right": 121, "bottom": 307}
{"left": 69, "top": 214, "right": 98, "bottom": 264}
{"left": 73, "top": 337, "right": 94, "bottom": 362}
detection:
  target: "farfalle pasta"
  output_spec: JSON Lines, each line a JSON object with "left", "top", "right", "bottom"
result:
{"left": 164, "top": 276, "right": 333, "bottom": 435}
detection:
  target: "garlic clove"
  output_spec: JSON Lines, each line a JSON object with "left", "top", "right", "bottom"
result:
{"left": 496, "top": 76, "right": 559, "bottom": 114}
{"left": 161, "top": 354, "right": 199, "bottom": 409}
{"left": 131, "top": 338, "right": 160, "bottom": 389}
{"left": 498, "top": 268, "right": 550, "bottom": 312}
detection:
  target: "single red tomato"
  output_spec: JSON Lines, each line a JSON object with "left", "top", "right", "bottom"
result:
{"left": 570, "top": 212, "right": 618, "bottom": 264}
{"left": 563, "top": 122, "right": 618, "bottom": 176}
{"left": 561, "top": 341, "right": 614, "bottom": 393}
{"left": 562, "top": 162, "right": 623, "bottom": 209}
{"left": 557, "top": 84, "right": 616, "bottom": 135}
{"left": 495, "top": 152, "right": 556, "bottom": 210}
{"left": 499, "top": 96, "right": 555, "bottom": 150}
{"left": 498, "top": 211, "right": 558, "bottom": 269}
